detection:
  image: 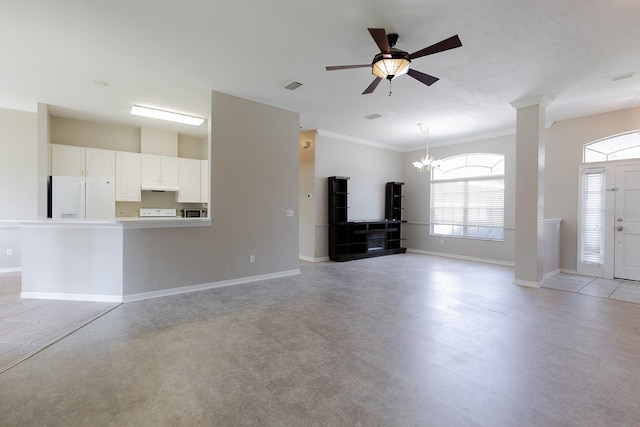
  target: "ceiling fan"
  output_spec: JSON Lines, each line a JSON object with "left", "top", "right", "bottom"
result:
{"left": 325, "top": 28, "right": 462, "bottom": 95}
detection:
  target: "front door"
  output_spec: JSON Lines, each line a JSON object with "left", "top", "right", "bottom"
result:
{"left": 614, "top": 165, "right": 640, "bottom": 280}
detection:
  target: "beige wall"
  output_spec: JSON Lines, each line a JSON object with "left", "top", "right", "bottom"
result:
{"left": 179, "top": 134, "right": 208, "bottom": 160}
{"left": 0, "top": 107, "right": 38, "bottom": 220}
{"left": 403, "top": 134, "right": 516, "bottom": 264}
{"left": 0, "top": 107, "right": 38, "bottom": 270}
{"left": 121, "top": 91, "right": 300, "bottom": 296}
{"left": 50, "top": 116, "right": 141, "bottom": 153}
{"left": 50, "top": 116, "right": 207, "bottom": 159}
{"left": 545, "top": 106, "right": 640, "bottom": 271}
{"left": 314, "top": 134, "right": 404, "bottom": 259}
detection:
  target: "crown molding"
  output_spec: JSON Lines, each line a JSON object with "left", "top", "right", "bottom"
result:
{"left": 316, "top": 129, "right": 404, "bottom": 152}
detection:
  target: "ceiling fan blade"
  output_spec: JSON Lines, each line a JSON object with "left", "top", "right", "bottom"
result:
{"left": 325, "top": 64, "right": 371, "bottom": 71}
{"left": 362, "top": 77, "right": 382, "bottom": 94}
{"left": 409, "top": 35, "right": 462, "bottom": 60}
{"left": 368, "top": 28, "right": 390, "bottom": 54}
{"left": 407, "top": 69, "right": 439, "bottom": 86}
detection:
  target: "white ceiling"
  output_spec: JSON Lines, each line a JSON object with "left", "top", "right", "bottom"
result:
{"left": 2, "top": 0, "right": 640, "bottom": 150}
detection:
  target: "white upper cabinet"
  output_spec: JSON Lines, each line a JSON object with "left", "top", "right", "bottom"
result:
{"left": 141, "top": 154, "right": 179, "bottom": 190}
{"left": 51, "top": 144, "right": 115, "bottom": 178}
{"left": 176, "top": 158, "right": 201, "bottom": 203}
{"left": 85, "top": 148, "right": 115, "bottom": 178}
{"left": 51, "top": 145, "right": 85, "bottom": 176}
{"left": 115, "top": 151, "right": 141, "bottom": 201}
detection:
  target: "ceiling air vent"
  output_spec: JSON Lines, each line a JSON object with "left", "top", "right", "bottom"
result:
{"left": 365, "top": 113, "right": 382, "bottom": 120}
{"left": 284, "top": 81, "right": 303, "bottom": 90}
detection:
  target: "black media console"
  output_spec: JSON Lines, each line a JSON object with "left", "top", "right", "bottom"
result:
{"left": 328, "top": 176, "right": 407, "bottom": 262}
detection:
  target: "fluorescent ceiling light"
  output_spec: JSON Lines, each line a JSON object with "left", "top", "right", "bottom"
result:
{"left": 130, "top": 105, "right": 204, "bottom": 126}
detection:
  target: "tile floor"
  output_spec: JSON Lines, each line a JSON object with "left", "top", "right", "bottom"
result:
{"left": 0, "top": 271, "right": 120, "bottom": 373}
{"left": 543, "top": 272, "right": 640, "bottom": 303}
{"left": 3, "top": 257, "right": 640, "bottom": 425}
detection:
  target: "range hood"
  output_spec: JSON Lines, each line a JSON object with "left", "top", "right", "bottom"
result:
{"left": 141, "top": 184, "right": 180, "bottom": 192}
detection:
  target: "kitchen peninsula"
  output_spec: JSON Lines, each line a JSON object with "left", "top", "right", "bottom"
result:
{"left": 19, "top": 116, "right": 214, "bottom": 302}
{"left": 20, "top": 216, "right": 210, "bottom": 303}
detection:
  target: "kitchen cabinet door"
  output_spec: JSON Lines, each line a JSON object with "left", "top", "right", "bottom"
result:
{"left": 141, "top": 154, "right": 179, "bottom": 189}
{"left": 86, "top": 148, "right": 115, "bottom": 178}
{"left": 176, "top": 158, "right": 201, "bottom": 203}
{"left": 161, "top": 156, "right": 179, "bottom": 188}
{"left": 51, "top": 144, "right": 85, "bottom": 176}
{"left": 116, "top": 152, "right": 141, "bottom": 201}
{"left": 141, "top": 154, "right": 162, "bottom": 187}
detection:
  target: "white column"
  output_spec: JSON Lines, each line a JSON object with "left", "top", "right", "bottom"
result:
{"left": 511, "top": 96, "right": 551, "bottom": 287}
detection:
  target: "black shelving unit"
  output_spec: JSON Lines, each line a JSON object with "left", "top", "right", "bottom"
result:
{"left": 328, "top": 177, "right": 406, "bottom": 262}
{"left": 385, "top": 182, "right": 404, "bottom": 221}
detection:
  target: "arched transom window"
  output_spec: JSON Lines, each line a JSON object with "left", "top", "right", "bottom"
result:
{"left": 584, "top": 131, "right": 640, "bottom": 163}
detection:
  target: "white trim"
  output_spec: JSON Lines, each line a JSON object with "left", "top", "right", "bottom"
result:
{"left": 123, "top": 269, "right": 301, "bottom": 303}
{"left": 20, "top": 220, "right": 123, "bottom": 230}
{"left": 406, "top": 248, "right": 514, "bottom": 267}
{"left": 0, "top": 267, "right": 21, "bottom": 274}
{"left": 120, "top": 218, "right": 211, "bottom": 229}
{"left": 316, "top": 129, "right": 403, "bottom": 152}
{"left": 562, "top": 268, "right": 579, "bottom": 275}
{"left": 0, "top": 224, "right": 20, "bottom": 229}
{"left": 17, "top": 218, "right": 211, "bottom": 230}
{"left": 20, "top": 292, "right": 123, "bottom": 303}
{"left": 543, "top": 269, "right": 561, "bottom": 280}
{"left": 408, "top": 130, "right": 516, "bottom": 152}
{"left": 405, "top": 221, "right": 516, "bottom": 231}
{"left": 513, "top": 278, "right": 542, "bottom": 288}
{"left": 299, "top": 255, "right": 329, "bottom": 263}
{"left": 510, "top": 95, "right": 554, "bottom": 110}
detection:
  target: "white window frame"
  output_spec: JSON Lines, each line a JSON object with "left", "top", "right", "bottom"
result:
{"left": 584, "top": 130, "right": 640, "bottom": 163}
{"left": 430, "top": 153, "right": 505, "bottom": 241}
{"left": 577, "top": 166, "right": 605, "bottom": 277}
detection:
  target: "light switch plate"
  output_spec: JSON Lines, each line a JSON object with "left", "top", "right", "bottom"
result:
{"left": 285, "top": 209, "right": 294, "bottom": 217}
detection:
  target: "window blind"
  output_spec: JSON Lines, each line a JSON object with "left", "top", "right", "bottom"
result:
{"left": 431, "top": 178, "right": 504, "bottom": 228}
{"left": 581, "top": 171, "right": 604, "bottom": 264}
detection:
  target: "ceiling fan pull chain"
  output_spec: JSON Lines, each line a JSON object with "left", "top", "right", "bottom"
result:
{"left": 389, "top": 79, "right": 392, "bottom": 96}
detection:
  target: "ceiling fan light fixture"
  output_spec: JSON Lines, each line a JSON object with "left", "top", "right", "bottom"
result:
{"left": 130, "top": 105, "right": 204, "bottom": 126}
{"left": 371, "top": 52, "right": 411, "bottom": 80}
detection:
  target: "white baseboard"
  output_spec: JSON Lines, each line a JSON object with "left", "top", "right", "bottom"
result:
{"left": 299, "top": 255, "right": 329, "bottom": 263}
{"left": 543, "top": 269, "right": 561, "bottom": 280}
{"left": 21, "top": 292, "right": 123, "bottom": 303}
{"left": 123, "top": 269, "right": 301, "bottom": 303}
{"left": 513, "top": 279, "right": 542, "bottom": 288}
{"left": 406, "top": 248, "right": 515, "bottom": 267}
{"left": 561, "top": 268, "right": 578, "bottom": 275}
{"left": 0, "top": 267, "right": 21, "bottom": 274}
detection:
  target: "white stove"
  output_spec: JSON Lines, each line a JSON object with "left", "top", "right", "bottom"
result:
{"left": 139, "top": 208, "right": 177, "bottom": 217}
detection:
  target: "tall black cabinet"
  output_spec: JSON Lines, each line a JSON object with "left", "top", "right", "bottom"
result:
{"left": 328, "top": 177, "right": 406, "bottom": 262}
{"left": 385, "top": 182, "right": 404, "bottom": 221}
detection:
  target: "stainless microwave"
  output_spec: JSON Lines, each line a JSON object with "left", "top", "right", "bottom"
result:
{"left": 181, "top": 209, "right": 206, "bottom": 218}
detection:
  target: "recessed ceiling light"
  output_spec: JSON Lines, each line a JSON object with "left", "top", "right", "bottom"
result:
{"left": 92, "top": 80, "right": 110, "bottom": 87}
{"left": 130, "top": 105, "right": 204, "bottom": 126}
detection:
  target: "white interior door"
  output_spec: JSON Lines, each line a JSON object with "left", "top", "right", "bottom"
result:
{"left": 614, "top": 165, "right": 640, "bottom": 280}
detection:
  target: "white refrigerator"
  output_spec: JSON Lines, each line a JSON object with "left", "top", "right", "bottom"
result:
{"left": 50, "top": 176, "right": 115, "bottom": 219}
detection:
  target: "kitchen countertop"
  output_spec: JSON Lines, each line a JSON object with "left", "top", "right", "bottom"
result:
{"left": 18, "top": 217, "right": 211, "bottom": 229}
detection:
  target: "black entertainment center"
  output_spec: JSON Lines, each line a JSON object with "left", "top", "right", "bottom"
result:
{"left": 328, "top": 176, "right": 407, "bottom": 262}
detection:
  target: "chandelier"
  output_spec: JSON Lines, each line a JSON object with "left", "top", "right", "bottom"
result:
{"left": 412, "top": 123, "right": 440, "bottom": 172}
